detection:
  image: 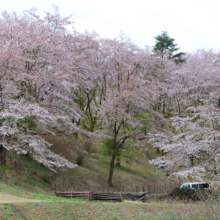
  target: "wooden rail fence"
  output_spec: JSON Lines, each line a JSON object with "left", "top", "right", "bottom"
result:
{"left": 55, "top": 191, "right": 123, "bottom": 202}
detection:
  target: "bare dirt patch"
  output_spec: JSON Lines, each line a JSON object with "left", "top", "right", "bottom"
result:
{"left": 0, "top": 192, "right": 43, "bottom": 203}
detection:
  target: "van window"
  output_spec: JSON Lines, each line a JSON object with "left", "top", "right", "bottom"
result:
{"left": 192, "top": 184, "right": 199, "bottom": 189}
{"left": 182, "top": 184, "right": 190, "bottom": 189}
{"left": 192, "top": 183, "right": 209, "bottom": 189}
{"left": 200, "top": 183, "right": 209, "bottom": 189}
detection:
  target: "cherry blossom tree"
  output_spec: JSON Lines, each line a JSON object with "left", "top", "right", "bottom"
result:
{"left": 150, "top": 106, "right": 220, "bottom": 184}
{"left": 169, "top": 50, "right": 220, "bottom": 112}
{"left": 0, "top": 7, "right": 94, "bottom": 170}
{"left": 95, "top": 37, "right": 164, "bottom": 186}
{"left": 148, "top": 50, "right": 220, "bottom": 185}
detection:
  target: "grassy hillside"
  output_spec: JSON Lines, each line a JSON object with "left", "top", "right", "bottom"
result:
{"left": 2, "top": 146, "right": 180, "bottom": 194}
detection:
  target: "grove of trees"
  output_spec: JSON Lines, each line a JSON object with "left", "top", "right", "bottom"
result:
{"left": 1, "top": 6, "right": 220, "bottom": 186}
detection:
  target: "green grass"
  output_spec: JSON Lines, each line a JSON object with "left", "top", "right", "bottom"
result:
{"left": 0, "top": 204, "right": 21, "bottom": 220}
{"left": 0, "top": 198, "right": 219, "bottom": 220}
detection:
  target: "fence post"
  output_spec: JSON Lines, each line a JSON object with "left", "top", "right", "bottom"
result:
{"left": 120, "top": 192, "right": 123, "bottom": 201}
{"left": 88, "top": 191, "right": 92, "bottom": 201}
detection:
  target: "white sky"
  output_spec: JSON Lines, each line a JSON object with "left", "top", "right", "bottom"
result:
{"left": 2, "top": 0, "right": 220, "bottom": 53}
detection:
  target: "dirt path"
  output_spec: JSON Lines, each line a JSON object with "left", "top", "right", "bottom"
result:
{"left": 0, "top": 193, "right": 43, "bottom": 203}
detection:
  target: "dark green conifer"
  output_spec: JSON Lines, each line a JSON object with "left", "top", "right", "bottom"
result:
{"left": 154, "top": 31, "right": 185, "bottom": 64}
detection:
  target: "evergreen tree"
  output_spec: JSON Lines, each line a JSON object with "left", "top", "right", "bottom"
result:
{"left": 154, "top": 31, "right": 185, "bottom": 64}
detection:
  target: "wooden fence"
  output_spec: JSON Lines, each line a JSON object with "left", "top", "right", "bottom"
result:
{"left": 55, "top": 191, "right": 123, "bottom": 202}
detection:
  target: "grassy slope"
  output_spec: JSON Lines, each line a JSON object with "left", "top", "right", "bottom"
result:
{"left": 41, "top": 132, "right": 174, "bottom": 191}
{"left": 5, "top": 145, "right": 174, "bottom": 193}
{"left": 67, "top": 154, "right": 168, "bottom": 191}
{"left": 1, "top": 147, "right": 172, "bottom": 192}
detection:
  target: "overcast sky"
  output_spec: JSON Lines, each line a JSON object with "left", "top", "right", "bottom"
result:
{"left": 2, "top": 0, "right": 220, "bottom": 53}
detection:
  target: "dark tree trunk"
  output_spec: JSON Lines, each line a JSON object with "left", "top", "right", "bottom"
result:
{"left": 145, "top": 151, "right": 152, "bottom": 160}
{"left": 162, "top": 103, "right": 166, "bottom": 115}
{"left": 190, "top": 156, "right": 194, "bottom": 166}
{"left": 177, "top": 100, "right": 181, "bottom": 116}
{"left": 156, "top": 147, "right": 160, "bottom": 154}
{"left": 116, "top": 155, "right": 121, "bottom": 167}
{"left": 0, "top": 145, "right": 7, "bottom": 165}
{"left": 108, "top": 154, "right": 116, "bottom": 186}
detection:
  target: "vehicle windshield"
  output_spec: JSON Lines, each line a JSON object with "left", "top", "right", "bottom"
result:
{"left": 192, "top": 183, "right": 209, "bottom": 189}
{"left": 182, "top": 184, "right": 190, "bottom": 189}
